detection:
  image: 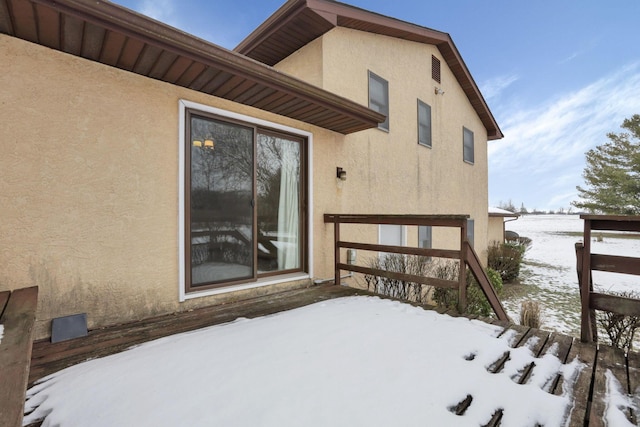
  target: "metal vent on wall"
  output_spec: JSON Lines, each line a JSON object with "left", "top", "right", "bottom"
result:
{"left": 51, "top": 313, "right": 88, "bottom": 343}
{"left": 432, "top": 55, "right": 441, "bottom": 83}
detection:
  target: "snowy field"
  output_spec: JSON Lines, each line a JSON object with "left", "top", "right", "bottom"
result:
{"left": 504, "top": 215, "right": 640, "bottom": 336}
{"left": 22, "top": 296, "right": 613, "bottom": 427}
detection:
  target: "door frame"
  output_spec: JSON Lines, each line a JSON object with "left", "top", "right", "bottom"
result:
{"left": 178, "top": 100, "right": 314, "bottom": 301}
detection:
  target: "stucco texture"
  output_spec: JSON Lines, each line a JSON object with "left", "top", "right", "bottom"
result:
{"left": 279, "top": 27, "right": 490, "bottom": 261}
{"left": 488, "top": 217, "right": 506, "bottom": 246}
{"left": 2, "top": 24, "right": 493, "bottom": 338}
{"left": 0, "top": 35, "right": 327, "bottom": 338}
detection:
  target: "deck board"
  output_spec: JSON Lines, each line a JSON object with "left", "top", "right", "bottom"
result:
{"left": 590, "top": 345, "right": 630, "bottom": 426}
{"left": 23, "top": 284, "right": 640, "bottom": 426}
{"left": 626, "top": 351, "right": 640, "bottom": 424}
{"left": 488, "top": 323, "right": 530, "bottom": 375}
{"left": 563, "top": 339, "right": 598, "bottom": 427}
{"left": 541, "top": 332, "right": 575, "bottom": 393}
{"left": 29, "top": 284, "right": 369, "bottom": 384}
{"left": 514, "top": 328, "right": 552, "bottom": 384}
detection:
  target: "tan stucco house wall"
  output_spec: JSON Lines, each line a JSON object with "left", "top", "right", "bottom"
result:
{"left": 0, "top": 34, "right": 349, "bottom": 338}
{"left": 488, "top": 217, "right": 507, "bottom": 246}
{"left": 1, "top": 0, "right": 502, "bottom": 339}
{"left": 277, "top": 27, "right": 490, "bottom": 255}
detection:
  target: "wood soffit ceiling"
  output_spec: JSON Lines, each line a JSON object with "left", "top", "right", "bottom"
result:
{"left": 0, "top": 0, "right": 385, "bottom": 135}
{"left": 236, "top": 0, "right": 504, "bottom": 140}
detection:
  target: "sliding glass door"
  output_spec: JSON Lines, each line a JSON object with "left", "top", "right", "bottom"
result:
{"left": 185, "top": 110, "right": 305, "bottom": 292}
{"left": 256, "top": 132, "right": 302, "bottom": 274}
{"left": 188, "top": 115, "right": 254, "bottom": 286}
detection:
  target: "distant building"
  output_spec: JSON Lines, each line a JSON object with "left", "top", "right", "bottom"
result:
{"left": 489, "top": 208, "right": 520, "bottom": 245}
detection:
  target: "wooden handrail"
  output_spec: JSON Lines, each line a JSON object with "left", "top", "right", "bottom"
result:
{"left": 338, "top": 241, "right": 461, "bottom": 260}
{"left": 576, "top": 215, "right": 640, "bottom": 343}
{"left": 337, "top": 263, "right": 459, "bottom": 289}
{"left": 465, "top": 244, "right": 508, "bottom": 320}
{"left": 323, "top": 214, "right": 508, "bottom": 321}
{"left": 0, "top": 286, "right": 39, "bottom": 427}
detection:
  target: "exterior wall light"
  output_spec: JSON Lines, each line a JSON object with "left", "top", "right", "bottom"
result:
{"left": 434, "top": 87, "right": 445, "bottom": 95}
{"left": 337, "top": 167, "right": 347, "bottom": 181}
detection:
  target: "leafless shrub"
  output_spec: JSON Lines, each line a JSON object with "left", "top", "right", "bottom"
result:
{"left": 364, "top": 253, "right": 433, "bottom": 304}
{"left": 430, "top": 261, "right": 460, "bottom": 310}
{"left": 597, "top": 291, "right": 640, "bottom": 353}
{"left": 487, "top": 242, "right": 525, "bottom": 283}
{"left": 365, "top": 254, "right": 503, "bottom": 317}
{"left": 519, "top": 300, "right": 542, "bottom": 329}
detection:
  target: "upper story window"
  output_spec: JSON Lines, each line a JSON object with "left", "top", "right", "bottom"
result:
{"left": 463, "top": 127, "right": 474, "bottom": 164}
{"left": 368, "top": 71, "right": 389, "bottom": 131}
{"left": 418, "top": 100, "right": 432, "bottom": 148}
{"left": 432, "top": 55, "right": 441, "bottom": 83}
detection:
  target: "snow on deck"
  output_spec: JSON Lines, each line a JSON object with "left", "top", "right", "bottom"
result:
{"left": 24, "top": 285, "right": 640, "bottom": 426}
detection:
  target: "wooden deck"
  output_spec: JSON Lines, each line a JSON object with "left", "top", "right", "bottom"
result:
{"left": 27, "top": 284, "right": 640, "bottom": 426}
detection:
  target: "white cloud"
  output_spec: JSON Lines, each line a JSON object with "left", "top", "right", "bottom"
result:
{"left": 139, "top": 0, "right": 178, "bottom": 26}
{"left": 489, "top": 62, "right": 640, "bottom": 211}
{"left": 480, "top": 74, "right": 519, "bottom": 100}
{"left": 558, "top": 51, "right": 579, "bottom": 65}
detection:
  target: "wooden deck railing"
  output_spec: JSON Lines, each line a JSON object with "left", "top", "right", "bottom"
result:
{"left": 323, "top": 214, "right": 508, "bottom": 320}
{"left": 575, "top": 215, "right": 640, "bottom": 343}
{"left": 0, "top": 286, "right": 38, "bottom": 427}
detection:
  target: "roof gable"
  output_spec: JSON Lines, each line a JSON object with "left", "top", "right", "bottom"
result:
{"left": 0, "top": 0, "right": 384, "bottom": 134}
{"left": 236, "top": 0, "right": 503, "bottom": 140}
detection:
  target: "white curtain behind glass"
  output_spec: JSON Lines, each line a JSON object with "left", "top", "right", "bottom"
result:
{"left": 277, "top": 140, "right": 300, "bottom": 270}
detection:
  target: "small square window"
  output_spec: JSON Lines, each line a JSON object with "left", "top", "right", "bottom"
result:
{"left": 369, "top": 71, "right": 389, "bottom": 131}
{"left": 418, "top": 100, "right": 431, "bottom": 147}
{"left": 463, "top": 127, "right": 474, "bottom": 164}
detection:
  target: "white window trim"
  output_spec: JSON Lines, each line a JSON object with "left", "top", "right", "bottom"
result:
{"left": 178, "top": 99, "right": 313, "bottom": 302}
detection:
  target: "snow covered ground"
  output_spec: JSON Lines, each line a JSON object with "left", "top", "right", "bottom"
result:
{"left": 504, "top": 215, "right": 640, "bottom": 336}
{"left": 23, "top": 296, "right": 599, "bottom": 427}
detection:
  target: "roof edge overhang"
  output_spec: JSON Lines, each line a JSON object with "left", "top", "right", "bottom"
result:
{"left": 1, "top": 0, "right": 384, "bottom": 134}
{"left": 489, "top": 213, "right": 520, "bottom": 218}
{"left": 236, "top": 0, "right": 503, "bottom": 140}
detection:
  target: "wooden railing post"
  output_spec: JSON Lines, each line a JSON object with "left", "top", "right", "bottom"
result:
{"left": 576, "top": 242, "right": 590, "bottom": 342}
{"left": 458, "top": 221, "right": 468, "bottom": 313}
{"left": 334, "top": 216, "right": 341, "bottom": 286}
{"left": 579, "top": 219, "right": 596, "bottom": 342}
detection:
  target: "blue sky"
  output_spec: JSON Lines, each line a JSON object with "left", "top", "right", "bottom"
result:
{"left": 114, "top": 0, "right": 640, "bottom": 212}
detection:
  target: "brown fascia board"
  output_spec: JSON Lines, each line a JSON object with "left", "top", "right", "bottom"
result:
{"left": 235, "top": 0, "right": 319, "bottom": 57}
{"left": 236, "top": 0, "right": 503, "bottom": 140}
{"left": 24, "top": 0, "right": 384, "bottom": 132}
